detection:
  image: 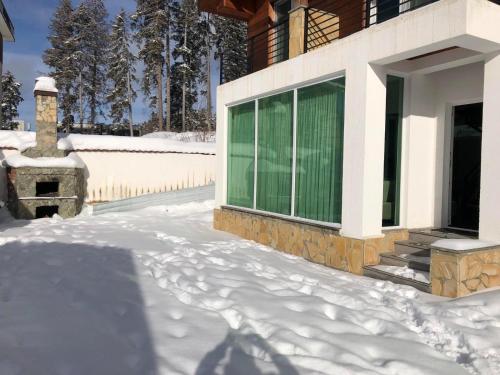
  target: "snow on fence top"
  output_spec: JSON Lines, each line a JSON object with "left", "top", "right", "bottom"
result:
{"left": 0, "top": 131, "right": 216, "bottom": 155}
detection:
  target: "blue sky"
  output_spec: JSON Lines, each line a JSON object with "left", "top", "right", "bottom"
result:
{"left": 3, "top": 0, "right": 219, "bottom": 129}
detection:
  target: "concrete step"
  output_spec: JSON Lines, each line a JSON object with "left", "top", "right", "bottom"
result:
{"left": 408, "top": 229, "right": 475, "bottom": 244}
{"left": 363, "top": 265, "right": 431, "bottom": 293}
{"left": 394, "top": 240, "right": 431, "bottom": 255}
{"left": 379, "top": 252, "right": 430, "bottom": 272}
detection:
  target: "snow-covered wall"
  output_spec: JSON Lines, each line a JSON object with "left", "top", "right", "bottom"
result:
{"left": 0, "top": 131, "right": 216, "bottom": 203}
{"left": 73, "top": 151, "right": 215, "bottom": 202}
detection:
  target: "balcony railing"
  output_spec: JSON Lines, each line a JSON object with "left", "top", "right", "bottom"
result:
{"left": 225, "top": 0, "right": 500, "bottom": 83}
{"left": 247, "top": 18, "right": 289, "bottom": 74}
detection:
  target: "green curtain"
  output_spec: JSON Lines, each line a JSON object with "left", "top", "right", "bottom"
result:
{"left": 295, "top": 78, "right": 345, "bottom": 223}
{"left": 227, "top": 102, "right": 255, "bottom": 208}
{"left": 382, "top": 75, "right": 404, "bottom": 226}
{"left": 256, "top": 92, "right": 293, "bottom": 215}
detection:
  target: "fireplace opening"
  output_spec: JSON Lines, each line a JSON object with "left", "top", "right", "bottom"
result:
{"left": 36, "top": 205, "right": 59, "bottom": 218}
{"left": 36, "top": 181, "right": 59, "bottom": 197}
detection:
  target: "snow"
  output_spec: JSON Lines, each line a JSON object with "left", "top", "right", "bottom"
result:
{"left": 4, "top": 153, "right": 84, "bottom": 169}
{"left": 0, "top": 200, "right": 499, "bottom": 375}
{"left": 0, "top": 130, "right": 216, "bottom": 155}
{"left": 58, "top": 134, "right": 215, "bottom": 154}
{"left": 0, "top": 130, "right": 36, "bottom": 151}
{"left": 142, "top": 131, "right": 216, "bottom": 143}
{"left": 372, "top": 265, "right": 430, "bottom": 284}
{"left": 34, "top": 77, "right": 58, "bottom": 93}
{"left": 432, "top": 239, "right": 497, "bottom": 251}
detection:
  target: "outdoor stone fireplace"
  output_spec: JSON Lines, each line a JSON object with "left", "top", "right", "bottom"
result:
{"left": 6, "top": 77, "right": 84, "bottom": 219}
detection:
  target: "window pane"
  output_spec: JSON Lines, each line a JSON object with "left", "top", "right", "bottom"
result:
{"left": 227, "top": 102, "right": 255, "bottom": 208}
{"left": 295, "top": 78, "right": 345, "bottom": 223}
{"left": 383, "top": 75, "right": 404, "bottom": 226}
{"left": 257, "top": 92, "right": 293, "bottom": 215}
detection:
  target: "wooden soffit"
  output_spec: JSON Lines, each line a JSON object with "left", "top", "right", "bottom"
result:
{"left": 199, "top": 0, "right": 257, "bottom": 21}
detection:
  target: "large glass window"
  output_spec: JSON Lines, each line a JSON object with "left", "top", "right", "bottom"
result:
{"left": 382, "top": 75, "right": 404, "bottom": 227}
{"left": 295, "top": 78, "right": 345, "bottom": 223}
{"left": 256, "top": 92, "right": 294, "bottom": 215}
{"left": 226, "top": 77, "right": 345, "bottom": 225}
{"left": 227, "top": 102, "right": 255, "bottom": 208}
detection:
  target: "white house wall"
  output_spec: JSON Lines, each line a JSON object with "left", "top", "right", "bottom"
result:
{"left": 404, "top": 63, "right": 485, "bottom": 230}
{"left": 215, "top": 0, "right": 500, "bottom": 239}
{"left": 480, "top": 53, "right": 500, "bottom": 242}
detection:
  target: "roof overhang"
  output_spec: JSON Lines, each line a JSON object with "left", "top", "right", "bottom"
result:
{"left": 0, "top": 1, "right": 14, "bottom": 41}
{"left": 199, "top": 0, "right": 256, "bottom": 21}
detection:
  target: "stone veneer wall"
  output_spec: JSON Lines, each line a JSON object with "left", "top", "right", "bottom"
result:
{"left": 214, "top": 207, "right": 408, "bottom": 275}
{"left": 23, "top": 93, "right": 65, "bottom": 158}
{"left": 431, "top": 247, "right": 500, "bottom": 297}
{"left": 7, "top": 166, "right": 84, "bottom": 219}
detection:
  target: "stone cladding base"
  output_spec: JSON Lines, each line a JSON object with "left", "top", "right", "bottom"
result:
{"left": 214, "top": 207, "right": 408, "bottom": 275}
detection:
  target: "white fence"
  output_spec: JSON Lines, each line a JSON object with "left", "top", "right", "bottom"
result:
{"left": 0, "top": 147, "right": 215, "bottom": 204}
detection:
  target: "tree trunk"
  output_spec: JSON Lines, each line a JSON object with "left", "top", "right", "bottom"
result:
{"left": 156, "top": 64, "right": 164, "bottom": 131}
{"left": 206, "top": 14, "right": 212, "bottom": 132}
{"left": 127, "top": 70, "right": 134, "bottom": 137}
{"left": 79, "top": 71, "right": 84, "bottom": 132}
{"left": 90, "top": 58, "right": 97, "bottom": 126}
{"left": 65, "top": 85, "right": 71, "bottom": 134}
{"left": 165, "top": 2, "right": 171, "bottom": 132}
{"left": 181, "top": 20, "right": 187, "bottom": 132}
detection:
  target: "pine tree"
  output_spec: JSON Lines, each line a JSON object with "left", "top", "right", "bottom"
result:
{"left": 214, "top": 16, "right": 247, "bottom": 83}
{"left": 171, "top": 0, "right": 203, "bottom": 132}
{"left": 133, "top": 0, "right": 168, "bottom": 132}
{"left": 107, "top": 9, "right": 137, "bottom": 136}
{"left": 73, "top": 0, "right": 110, "bottom": 127}
{"left": 1, "top": 72, "right": 23, "bottom": 130}
{"left": 43, "top": 0, "right": 79, "bottom": 132}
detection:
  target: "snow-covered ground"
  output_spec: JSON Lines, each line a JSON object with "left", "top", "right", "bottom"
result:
{"left": 0, "top": 201, "right": 499, "bottom": 375}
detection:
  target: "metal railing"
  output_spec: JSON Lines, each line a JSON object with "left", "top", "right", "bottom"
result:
{"left": 0, "top": 0, "right": 14, "bottom": 38}
{"left": 305, "top": 0, "right": 439, "bottom": 53}
{"left": 247, "top": 18, "right": 289, "bottom": 74}
{"left": 229, "top": 0, "right": 500, "bottom": 81}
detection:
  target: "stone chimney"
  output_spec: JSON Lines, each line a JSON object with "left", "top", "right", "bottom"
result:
{"left": 23, "top": 77, "right": 65, "bottom": 158}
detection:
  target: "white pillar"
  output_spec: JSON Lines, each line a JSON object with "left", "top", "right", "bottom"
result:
{"left": 341, "top": 63, "right": 387, "bottom": 239}
{"left": 479, "top": 52, "right": 500, "bottom": 242}
{"left": 215, "top": 87, "right": 228, "bottom": 208}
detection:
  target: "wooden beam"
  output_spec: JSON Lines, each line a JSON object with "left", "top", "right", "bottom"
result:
{"left": 199, "top": 0, "right": 256, "bottom": 21}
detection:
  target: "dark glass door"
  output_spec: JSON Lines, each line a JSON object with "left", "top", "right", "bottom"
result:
{"left": 382, "top": 76, "right": 404, "bottom": 227}
{"left": 449, "top": 103, "right": 482, "bottom": 231}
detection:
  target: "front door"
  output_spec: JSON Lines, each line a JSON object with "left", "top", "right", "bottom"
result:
{"left": 449, "top": 103, "right": 482, "bottom": 231}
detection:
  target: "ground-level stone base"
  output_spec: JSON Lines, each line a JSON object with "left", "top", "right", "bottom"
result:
{"left": 7, "top": 166, "right": 85, "bottom": 219}
{"left": 13, "top": 198, "right": 83, "bottom": 219}
{"left": 431, "top": 246, "right": 500, "bottom": 297}
{"left": 214, "top": 207, "right": 408, "bottom": 275}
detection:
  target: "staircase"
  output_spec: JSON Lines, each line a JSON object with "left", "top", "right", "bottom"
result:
{"left": 363, "top": 229, "right": 475, "bottom": 293}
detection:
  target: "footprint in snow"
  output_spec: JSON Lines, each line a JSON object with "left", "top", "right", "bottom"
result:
{"left": 0, "top": 360, "right": 21, "bottom": 375}
{"left": 45, "top": 258, "right": 64, "bottom": 267}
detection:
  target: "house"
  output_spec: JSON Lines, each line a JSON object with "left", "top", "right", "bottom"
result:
{"left": 202, "top": 0, "right": 500, "bottom": 297}
{"left": 0, "top": 0, "right": 14, "bottom": 123}
{"left": 0, "top": 0, "right": 13, "bottom": 71}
